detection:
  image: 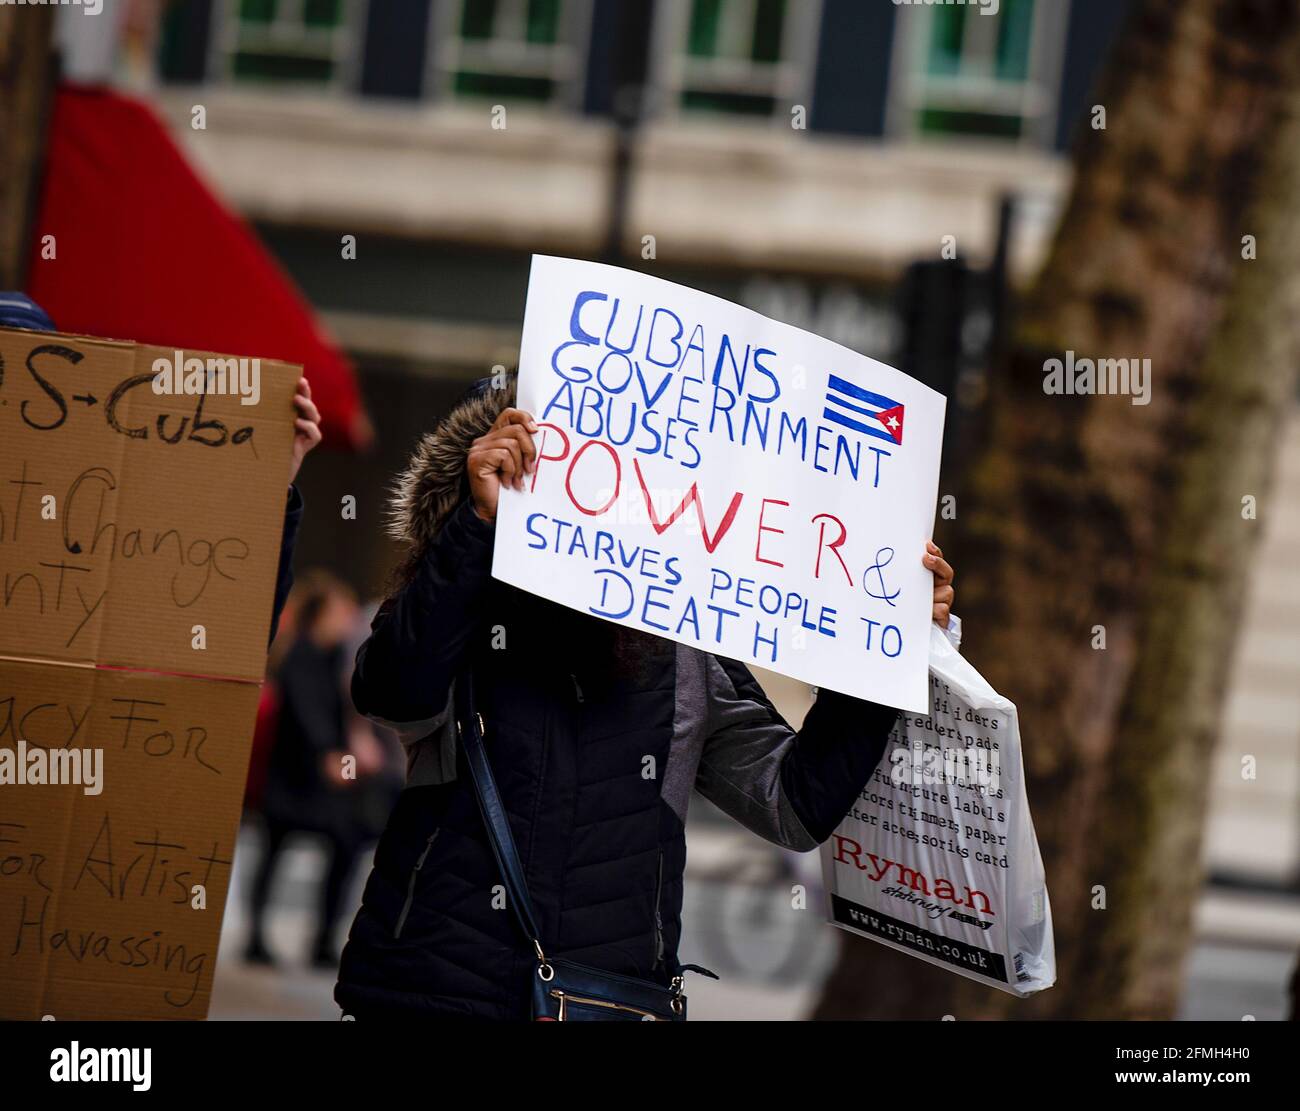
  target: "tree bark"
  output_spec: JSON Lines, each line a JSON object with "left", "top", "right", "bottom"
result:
{"left": 814, "top": 0, "right": 1300, "bottom": 1020}
{"left": 0, "top": 5, "right": 56, "bottom": 290}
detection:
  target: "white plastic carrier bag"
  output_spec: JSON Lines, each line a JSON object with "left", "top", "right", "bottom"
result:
{"left": 820, "top": 621, "right": 1056, "bottom": 995}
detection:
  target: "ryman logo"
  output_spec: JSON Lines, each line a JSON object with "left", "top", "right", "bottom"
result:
{"left": 152, "top": 350, "right": 261, "bottom": 406}
{"left": 832, "top": 837, "right": 995, "bottom": 917}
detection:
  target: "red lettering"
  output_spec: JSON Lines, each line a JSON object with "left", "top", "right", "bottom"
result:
{"left": 529, "top": 423, "right": 571, "bottom": 493}
{"left": 632, "top": 458, "right": 742, "bottom": 554}
{"left": 864, "top": 853, "right": 893, "bottom": 883}
{"left": 754, "top": 498, "right": 789, "bottom": 567}
{"left": 832, "top": 835, "right": 863, "bottom": 869}
{"left": 565, "top": 439, "right": 620, "bottom": 516}
{"left": 811, "top": 512, "right": 852, "bottom": 585}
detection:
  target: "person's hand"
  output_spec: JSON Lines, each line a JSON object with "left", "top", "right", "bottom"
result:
{"left": 467, "top": 407, "right": 538, "bottom": 523}
{"left": 288, "top": 377, "right": 323, "bottom": 486}
{"left": 924, "top": 540, "right": 955, "bottom": 628}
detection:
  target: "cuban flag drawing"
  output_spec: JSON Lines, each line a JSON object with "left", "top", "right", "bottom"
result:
{"left": 824, "top": 374, "right": 906, "bottom": 445}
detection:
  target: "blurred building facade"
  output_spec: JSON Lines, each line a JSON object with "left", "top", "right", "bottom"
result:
{"left": 130, "top": 0, "right": 1134, "bottom": 595}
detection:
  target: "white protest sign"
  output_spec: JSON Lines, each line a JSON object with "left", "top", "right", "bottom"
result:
{"left": 493, "top": 256, "right": 946, "bottom": 712}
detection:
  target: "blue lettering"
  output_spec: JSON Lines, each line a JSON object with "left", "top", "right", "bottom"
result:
{"left": 646, "top": 307, "right": 685, "bottom": 368}
{"left": 590, "top": 569, "right": 634, "bottom": 619}
{"left": 570, "top": 290, "right": 608, "bottom": 344}
{"left": 641, "top": 585, "right": 673, "bottom": 632}
{"left": 750, "top": 348, "right": 781, "bottom": 403}
{"left": 525, "top": 512, "right": 548, "bottom": 550}
{"left": 676, "top": 596, "right": 701, "bottom": 639}
{"left": 596, "top": 350, "right": 635, "bottom": 394}
{"left": 604, "top": 298, "right": 643, "bottom": 355}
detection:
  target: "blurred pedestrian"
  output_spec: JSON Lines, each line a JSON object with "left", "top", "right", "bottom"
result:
{"left": 246, "top": 571, "right": 365, "bottom": 968}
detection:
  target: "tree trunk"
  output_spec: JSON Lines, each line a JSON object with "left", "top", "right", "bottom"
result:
{"left": 814, "top": 0, "right": 1300, "bottom": 1020}
{"left": 0, "top": 5, "right": 56, "bottom": 290}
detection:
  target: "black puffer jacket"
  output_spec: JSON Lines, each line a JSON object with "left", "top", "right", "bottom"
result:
{"left": 334, "top": 380, "right": 899, "bottom": 1019}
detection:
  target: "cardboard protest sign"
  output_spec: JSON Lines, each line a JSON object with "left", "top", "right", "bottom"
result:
{"left": 0, "top": 659, "right": 261, "bottom": 1017}
{"left": 494, "top": 256, "right": 946, "bottom": 712}
{"left": 0, "top": 331, "right": 293, "bottom": 680}
{"left": 0, "top": 326, "right": 297, "bottom": 1018}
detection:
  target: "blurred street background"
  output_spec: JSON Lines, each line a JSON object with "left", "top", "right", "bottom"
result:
{"left": 208, "top": 805, "right": 1300, "bottom": 1020}
{"left": 4, "top": 0, "right": 1297, "bottom": 1020}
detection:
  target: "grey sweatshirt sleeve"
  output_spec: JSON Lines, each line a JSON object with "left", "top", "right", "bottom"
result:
{"left": 694, "top": 655, "right": 898, "bottom": 852}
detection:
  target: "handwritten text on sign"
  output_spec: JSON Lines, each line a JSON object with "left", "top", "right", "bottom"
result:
{"left": 493, "top": 257, "right": 946, "bottom": 712}
{"left": 0, "top": 327, "right": 297, "bottom": 1019}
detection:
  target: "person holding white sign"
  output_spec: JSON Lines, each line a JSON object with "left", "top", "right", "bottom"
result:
{"left": 334, "top": 375, "right": 955, "bottom": 1021}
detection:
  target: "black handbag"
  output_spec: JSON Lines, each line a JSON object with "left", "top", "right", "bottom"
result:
{"left": 456, "top": 672, "right": 708, "bottom": 1021}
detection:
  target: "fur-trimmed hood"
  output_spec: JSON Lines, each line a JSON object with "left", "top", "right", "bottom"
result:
{"left": 387, "top": 372, "right": 516, "bottom": 558}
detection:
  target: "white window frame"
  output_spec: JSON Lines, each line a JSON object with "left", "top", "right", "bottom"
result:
{"left": 206, "top": 0, "right": 368, "bottom": 92}
{"left": 428, "top": 0, "right": 595, "bottom": 112}
{"left": 886, "top": 0, "right": 1071, "bottom": 147}
{"left": 649, "top": 0, "right": 823, "bottom": 128}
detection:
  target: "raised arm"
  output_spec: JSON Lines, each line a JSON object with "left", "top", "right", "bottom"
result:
{"left": 351, "top": 498, "right": 495, "bottom": 733}
{"left": 352, "top": 403, "right": 538, "bottom": 735}
{"left": 694, "top": 656, "right": 899, "bottom": 851}
{"left": 694, "top": 542, "right": 955, "bottom": 849}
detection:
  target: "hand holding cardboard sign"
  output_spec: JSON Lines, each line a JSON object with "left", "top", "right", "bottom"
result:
{"left": 289, "top": 376, "right": 323, "bottom": 486}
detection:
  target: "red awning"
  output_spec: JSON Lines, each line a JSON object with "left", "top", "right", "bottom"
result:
{"left": 26, "top": 84, "right": 368, "bottom": 451}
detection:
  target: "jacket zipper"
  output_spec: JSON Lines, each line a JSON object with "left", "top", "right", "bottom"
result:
{"left": 652, "top": 848, "right": 665, "bottom": 968}
{"left": 393, "top": 829, "right": 440, "bottom": 939}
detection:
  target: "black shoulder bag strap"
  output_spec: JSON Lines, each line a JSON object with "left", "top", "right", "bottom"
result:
{"left": 454, "top": 670, "right": 547, "bottom": 965}
{"left": 453, "top": 669, "right": 699, "bottom": 1020}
